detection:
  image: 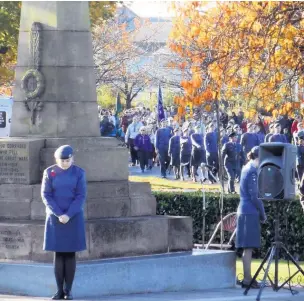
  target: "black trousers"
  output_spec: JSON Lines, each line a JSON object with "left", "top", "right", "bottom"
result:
{"left": 54, "top": 252, "right": 76, "bottom": 292}
{"left": 128, "top": 138, "right": 138, "bottom": 164}
{"left": 158, "top": 149, "right": 170, "bottom": 176}
{"left": 138, "top": 150, "right": 149, "bottom": 171}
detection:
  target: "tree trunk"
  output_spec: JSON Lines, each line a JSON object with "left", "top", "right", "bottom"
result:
{"left": 126, "top": 95, "right": 132, "bottom": 109}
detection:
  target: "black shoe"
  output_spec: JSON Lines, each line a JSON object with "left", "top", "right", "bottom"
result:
{"left": 241, "top": 280, "right": 261, "bottom": 289}
{"left": 200, "top": 178, "right": 207, "bottom": 184}
{"left": 51, "top": 291, "right": 64, "bottom": 300}
{"left": 64, "top": 291, "right": 73, "bottom": 300}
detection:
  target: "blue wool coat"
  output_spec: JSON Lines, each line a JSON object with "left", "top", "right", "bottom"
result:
{"left": 237, "top": 161, "right": 266, "bottom": 219}
{"left": 41, "top": 164, "right": 87, "bottom": 252}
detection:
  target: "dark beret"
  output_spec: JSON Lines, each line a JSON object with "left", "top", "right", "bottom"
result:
{"left": 54, "top": 145, "right": 73, "bottom": 159}
{"left": 228, "top": 132, "right": 237, "bottom": 138}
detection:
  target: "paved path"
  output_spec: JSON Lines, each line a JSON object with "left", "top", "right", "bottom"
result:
{"left": 1, "top": 287, "right": 303, "bottom": 301}
{"left": 128, "top": 165, "right": 240, "bottom": 193}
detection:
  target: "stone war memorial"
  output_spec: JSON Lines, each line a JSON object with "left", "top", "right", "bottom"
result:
{"left": 0, "top": 1, "right": 235, "bottom": 297}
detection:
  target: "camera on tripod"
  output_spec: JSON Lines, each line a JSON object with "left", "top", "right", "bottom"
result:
{"left": 244, "top": 143, "right": 304, "bottom": 301}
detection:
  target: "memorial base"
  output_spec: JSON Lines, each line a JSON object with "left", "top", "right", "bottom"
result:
{"left": 0, "top": 250, "right": 236, "bottom": 297}
{"left": 0, "top": 215, "right": 192, "bottom": 261}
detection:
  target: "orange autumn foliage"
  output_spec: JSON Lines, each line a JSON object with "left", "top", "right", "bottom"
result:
{"left": 169, "top": 1, "right": 304, "bottom": 118}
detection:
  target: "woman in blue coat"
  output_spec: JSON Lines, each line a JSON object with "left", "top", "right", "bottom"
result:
{"left": 236, "top": 146, "right": 266, "bottom": 289}
{"left": 41, "top": 145, "right": 87, "bottom": 300}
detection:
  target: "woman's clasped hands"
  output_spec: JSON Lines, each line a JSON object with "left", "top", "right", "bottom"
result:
{"left": 59, "top": 215, "right": 70, "bottom": 224}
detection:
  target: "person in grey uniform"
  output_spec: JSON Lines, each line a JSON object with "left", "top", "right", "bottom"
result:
{"left": 236, "top": 146, "right": 266, "bottom": 289}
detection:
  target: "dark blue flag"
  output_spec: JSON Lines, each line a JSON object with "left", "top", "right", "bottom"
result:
{"left": 157, "top": 84, "right": 165, "bottom": 121}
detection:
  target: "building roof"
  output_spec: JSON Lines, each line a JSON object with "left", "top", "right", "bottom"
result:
{"left": 133, "top": 21, "right": 172, "bottom": 44}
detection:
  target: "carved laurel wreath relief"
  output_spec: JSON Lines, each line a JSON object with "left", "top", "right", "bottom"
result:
{"left": 21, "top": 22, "right": 45, "bottom": 125}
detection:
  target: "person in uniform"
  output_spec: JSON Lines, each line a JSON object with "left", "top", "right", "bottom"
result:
{"left": 233, "top": 124, "right": 242, "bottom": 143}
{"left": 41, "top": 145, "right": 86, "bottom": 300}
{"left": 236, "top": 146, "right": 266, "bottom": 289}
{"left": 204, "top": 123, "right": 219, "bottom": 182}
{"left": 180, "top": 127, "right": 192, "bottom": 181}
{"left": 264, "top": 123, "right": 274, "bottom": 142}
{"left": 240, "top": 123, "right": 260, "bottom": 160}
{"left": 269, "top": 122, "right": 288, "bottom": 143}
{"left": 190, "top": 125, "right": 205, "bottom": 182}
{"left": 255, "top": 124, "right": 265, "bottom": 145}
{"left": 168, "top": 128, "right": 181, "bottom": 179}
{"left": 221, "top": 132, "right": 244, "bottom": 193}
{"left": 297, "top": 132, "right": 304, "bottom": 181}
{"left": 155, "top": 119, "right": 172, "bottom": 178}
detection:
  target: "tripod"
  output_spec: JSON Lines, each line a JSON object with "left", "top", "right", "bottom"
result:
{"left": 243, "top": 202, "right": 304, "bottom": 301}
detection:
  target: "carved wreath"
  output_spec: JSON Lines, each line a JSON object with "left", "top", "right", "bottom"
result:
{"left": 21, "top": 22, "right": 45, "bottom": 125}
{"left": 21, "top": 69, "right": 45, "bottom": 99}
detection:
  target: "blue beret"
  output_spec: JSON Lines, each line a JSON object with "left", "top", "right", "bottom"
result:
{"left": 54, "top": 145, "right": 73, "bottom": 159}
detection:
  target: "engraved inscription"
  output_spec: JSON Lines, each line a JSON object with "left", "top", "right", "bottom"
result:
{"left": 0, "top": 142, "right": 29, "bottom": 183}
{"left": 0, "top": 229, "right": 25, "bottom": 250}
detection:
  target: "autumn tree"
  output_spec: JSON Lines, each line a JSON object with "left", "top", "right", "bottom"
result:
{"left": 93, "top": 13, "right": 164, "bottom": 109}
{"left": 169, "top": 1, "right": 304, "bottom": 186}
{"left": 0, "top": 1, "right": 21, "bottom": 85}
{"left": 170, "top": 1, "right": 304, "bottom": 120}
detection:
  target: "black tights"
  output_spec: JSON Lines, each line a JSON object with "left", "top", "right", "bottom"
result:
{"left": 54, "top": 252, "right": 76, "bottom": 293}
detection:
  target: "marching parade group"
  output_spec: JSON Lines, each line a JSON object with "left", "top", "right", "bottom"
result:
{"left": 98, "top": 105, "right": 304, "bottom": 194}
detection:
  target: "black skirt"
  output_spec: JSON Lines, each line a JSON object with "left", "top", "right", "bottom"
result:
{"left": 190, "top": 148, "right": 206, "bottom": 167}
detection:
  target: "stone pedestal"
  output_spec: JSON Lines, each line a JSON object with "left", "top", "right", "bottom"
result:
{"left": 0, "top": 136, "right": 193, "bottom": 262}
{"left": 0, "top": 1, "right": 194, "bottom": 266}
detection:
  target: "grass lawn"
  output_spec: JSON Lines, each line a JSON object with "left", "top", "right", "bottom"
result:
{"left": 129, "top": 175, "right": 222, "bottom": 192}
{"left": 236, "top": 258, "right": 304, "bottom": 285}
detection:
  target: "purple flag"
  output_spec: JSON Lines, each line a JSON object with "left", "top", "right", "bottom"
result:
{"left": 157, "top": 84, "right": 165, "bottom": 121}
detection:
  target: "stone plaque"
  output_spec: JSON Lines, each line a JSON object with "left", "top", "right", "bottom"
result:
{"left": 0, "top": 139, "right": 44, "bottom": 184}
{"left": 0, "top": 111, "right": 6, "bottom": 128}
{"left": 0, "top": 224, "right": 31, "bottom": 259}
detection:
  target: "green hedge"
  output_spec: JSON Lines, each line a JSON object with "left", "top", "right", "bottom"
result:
{"left": 154, "top": 191, "right": 304, "bottom": 260}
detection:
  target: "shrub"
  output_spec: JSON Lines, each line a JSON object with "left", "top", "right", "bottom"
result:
{"left": 154, "top": 191, "right": 304, "bottom": 260}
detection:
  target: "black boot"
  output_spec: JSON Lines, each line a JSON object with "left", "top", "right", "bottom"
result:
{"left": 51, "top": 291, "right": 64, "bottom": 300}
{"left": 64, "top": 290, "right": 73, "bottom": 300}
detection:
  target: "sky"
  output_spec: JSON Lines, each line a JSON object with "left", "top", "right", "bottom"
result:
{"left": 128, "top": 1, "right": 216, "bottom": 18}
{"left": 128, "top": 1, "right": 174, "bottom": 18}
